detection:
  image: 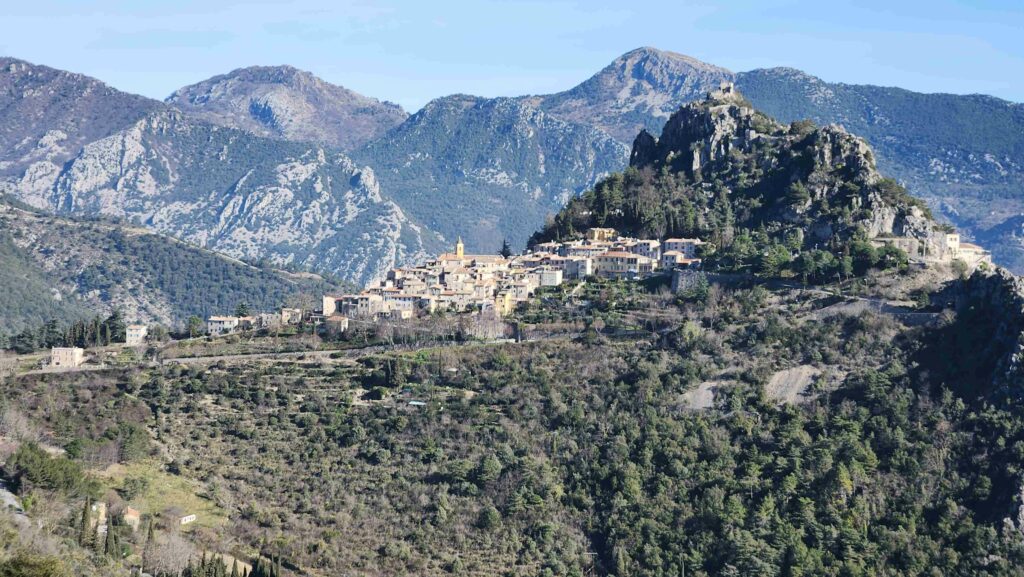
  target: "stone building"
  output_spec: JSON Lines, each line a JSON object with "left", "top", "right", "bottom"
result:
{"left": 125, "top": 324, "right": 148, "bottom": 346}
{"left": 207, "top": 316, "right": 240, "bottom": 335}
{"left": 50, "top": 347, "right": 84, "bottom": 368}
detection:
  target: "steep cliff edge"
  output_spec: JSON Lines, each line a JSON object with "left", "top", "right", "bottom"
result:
{"left": 935, "top": 268, "right": 1024, "bottom": 392}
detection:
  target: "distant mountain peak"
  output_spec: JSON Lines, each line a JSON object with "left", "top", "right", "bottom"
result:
{"left": 537, "top": 47, "right": 735, "bottom": 141}
{"left": 615, "top": 46, "right": 732, "bottom": 72}
{"left": 177, "top": 64, "right": 323, "bottom": 93}
{"left": 166, "top": 66, "right": 407, "bottom": 150}
{"left": 0, "top": 56, "right": 162, "bottom": 183}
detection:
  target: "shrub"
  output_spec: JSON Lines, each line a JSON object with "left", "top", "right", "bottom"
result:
{"left": 5, "top": 444, "right": 90, "bottom": 495}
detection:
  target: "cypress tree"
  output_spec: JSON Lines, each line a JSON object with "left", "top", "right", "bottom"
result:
{"left": 104, "top": 524, "right": 116, "bottom": 556}
{"left": 231, "top": 559, "right": 239, "bottom": 577}
{"left": 78, "top": 497, "right": 92, "bottom": 546}
{"left": 93, "top": 524, "right": 103, "bottom": 553}
{"left": 143, "top": 518, "right": 156, "bottom": 573}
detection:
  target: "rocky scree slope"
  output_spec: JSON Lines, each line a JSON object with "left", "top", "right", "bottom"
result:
{"left": 167, "top": 65, "right": 407, "bottom": 151}
{"left": 33, "top": 109, "right": 442, "bottom": 285}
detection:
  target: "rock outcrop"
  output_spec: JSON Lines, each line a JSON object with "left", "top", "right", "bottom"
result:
{"left": 952, "top": 268, "right": 1024, "bottom": 388}
{"left": 626, "top": 85, "right": 939, "bottom": 248}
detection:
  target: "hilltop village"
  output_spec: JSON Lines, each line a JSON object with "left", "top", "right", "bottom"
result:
{"left": 27, "top": 217, "right": 994, "bottom": 373}
{"left": 219, "top": 223, "right": 992, "bottom": 338}
{"left": 322, "top": 230, "right": 703, "bottom": 322}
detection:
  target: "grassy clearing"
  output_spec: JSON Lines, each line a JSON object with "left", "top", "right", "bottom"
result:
{"left": 94, "top": 460, "right": 228, "bottom": 530}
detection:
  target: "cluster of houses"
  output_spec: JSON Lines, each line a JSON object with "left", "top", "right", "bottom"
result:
{"left": 320, "top": 230, "right": 704, "bottom": 323}
{"left": 40, "top": 228, "right": 992, "bottom": 358}
{"left": 48, "top": 323, "right": 149, "bottom": 369}
{"left": 42, "top": 228, "right": 705, "bottom": 364}
{"left": 206, "top": 308, "right": 303, "bottom": 336}
{"left": 873, "top": 230, "right": 991, "bottom": 269}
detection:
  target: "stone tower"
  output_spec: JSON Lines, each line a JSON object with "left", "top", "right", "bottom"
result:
{"left": 455, "top": 237, "right": 464, "bottom": 258}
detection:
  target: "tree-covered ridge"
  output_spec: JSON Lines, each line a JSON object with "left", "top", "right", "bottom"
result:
{"left": 533, "top": 88, "right": 938, "bottom": 281}
{"left": 0, "top": 202, "right": 337, "bottom": 335}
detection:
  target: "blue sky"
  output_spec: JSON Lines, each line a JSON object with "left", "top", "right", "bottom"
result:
{"left": 3, "top": 0, "right": 1022, "bottom": 111}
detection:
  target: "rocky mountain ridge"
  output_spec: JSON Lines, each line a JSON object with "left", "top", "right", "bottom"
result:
{"left": 0, "top": 57, "right": 161, "bottom": 182}
{"left": 534, "top": 47, "right": 733, "bottom": 142}
{"left": 23, "top": 108, "right": 442, "bottom": 285}
{"left": 350, "top": 94, "right": 628, "bottom": 252}
{"left": 167, "top": 65, "right": 407, "bottom": 151}
{"left": 0, "top": 59, "right": 441, "bottom": 286}
{"left": 2, "top": 49, "right": 1022, "bottom": 287}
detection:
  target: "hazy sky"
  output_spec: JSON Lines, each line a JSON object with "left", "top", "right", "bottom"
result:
{"left": 3, "top": 0, "right": 1021, "bottom": 111}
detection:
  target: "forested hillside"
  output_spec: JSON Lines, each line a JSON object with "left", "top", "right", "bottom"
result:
{"left": 0, "top": 201, "right": 336, "bottom": 335}
{"left": 4, "top": 263, "right": 1024, "bottom": 575}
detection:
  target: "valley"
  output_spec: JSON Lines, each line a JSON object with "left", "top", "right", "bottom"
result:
{"left": 2, "top": 36, "right": 1024, "bottom": 577}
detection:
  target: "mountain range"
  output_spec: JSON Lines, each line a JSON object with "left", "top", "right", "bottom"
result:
{"left": 1, "top": 47, "right": 1022, "bottom": 286}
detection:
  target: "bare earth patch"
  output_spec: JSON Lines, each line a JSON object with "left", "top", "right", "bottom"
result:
{"left": 765, "top": 365, "right": 821, "bottom": 404}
